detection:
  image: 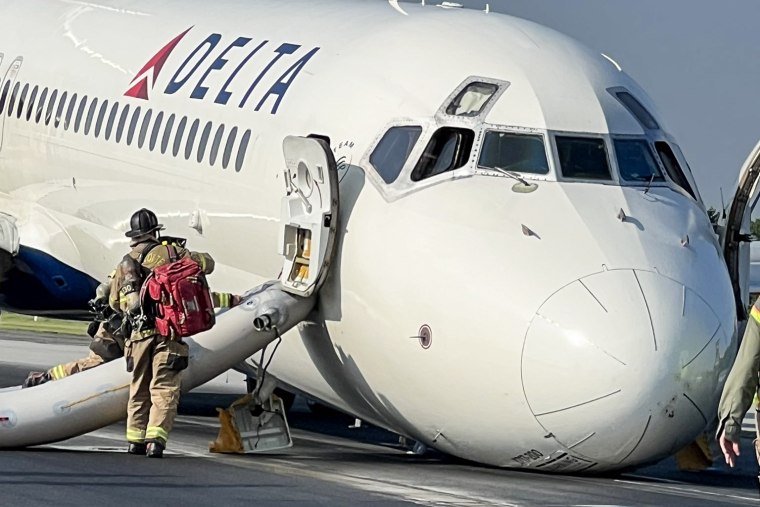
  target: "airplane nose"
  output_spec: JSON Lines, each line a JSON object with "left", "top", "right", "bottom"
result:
{"left": 521, "top": 269, "right": 733, "bottom": 467}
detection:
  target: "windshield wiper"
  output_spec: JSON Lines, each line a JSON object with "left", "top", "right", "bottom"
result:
{"left": 490, "top": 167, "right": 530, "bottom": 185}
{"left": 644, "top": 173, "right": 656, "bottom": 194}
{"left": 489, "top": 166, "right": 539, "bottom": 192}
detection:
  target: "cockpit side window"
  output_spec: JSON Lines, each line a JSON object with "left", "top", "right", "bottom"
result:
{"left": 655, "top": 141, "right": 697, "bottom": 200}
{"left": 478, "top": 131, "right": 549, "bottom": 175}
{"left": 614, "top": 139, "right": 664, "bottom": 183}
{"left": 556, "top": 136, "right": 612, "bottom": 181}
{"left": 411, "top": 127, "right": 474, "bottom": 182}
{"left": 369, "top": 126, "right": 423, "bottom": 184}
{"left": 446, "top": 82, "right": 499, "bottom": 117}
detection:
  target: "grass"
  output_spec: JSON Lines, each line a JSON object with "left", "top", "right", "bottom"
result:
{"left": 0, "top": 312, "right": 88, "bottom": 336}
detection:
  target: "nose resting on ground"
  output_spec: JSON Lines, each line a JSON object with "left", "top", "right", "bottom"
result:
{"left": 521, "top": 269, "right": 732, "bottom": 467}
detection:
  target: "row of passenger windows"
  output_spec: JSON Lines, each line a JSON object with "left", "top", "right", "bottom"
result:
{"left": 370, "top": 125, "right": 696, "bottom": 200}
{"left": 0, "top": 81, "right": 251, "bottom": 172}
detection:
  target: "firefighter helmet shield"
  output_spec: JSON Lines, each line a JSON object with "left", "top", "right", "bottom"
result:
{"left": 125, "top": 208, "right": 164, "bottom": 238}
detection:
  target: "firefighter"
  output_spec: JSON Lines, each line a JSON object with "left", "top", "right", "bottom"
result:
{"left": 23, "top": 276, "right": 126, "bottom": 388}
{"left": 112, "top": 208, "right": 239, "bottom": 458}
{"left": 717, "top": 298, "right": 760, "bottom": 478}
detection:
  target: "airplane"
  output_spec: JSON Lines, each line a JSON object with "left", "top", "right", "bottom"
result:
{"left": 0, "top": 0, "right": 758, "bottom": 473}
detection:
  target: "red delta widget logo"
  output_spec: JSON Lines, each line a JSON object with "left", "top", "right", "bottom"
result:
{"left": 125, "top": 27, "right": 320, "bottom": 114}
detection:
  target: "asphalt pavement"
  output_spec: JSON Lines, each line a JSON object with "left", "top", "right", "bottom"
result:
{"left": 1, "top": 329, "right": 759, "bottom": 506}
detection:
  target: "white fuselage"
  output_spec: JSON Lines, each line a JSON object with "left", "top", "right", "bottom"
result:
{"left": 0, "top": 0, "right": 737, "bottom": 472}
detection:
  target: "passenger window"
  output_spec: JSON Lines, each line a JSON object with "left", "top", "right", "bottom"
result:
{"left": 95, "top": 100, "right": 109, "bottom": 137}
{"left": 16, "top": 83, "right": 28, "bottom": 119}
{"left": 614, "top": 91, "right": 659, "bottom": 130}
{"left": 614, "top": 139, "right": 664, "bottom": 183}
{"left": 411, "top": 127, "right": 474, "bottom": 182}
{"left": 478, "top": 131, "right": 549, "bottom": 175}
{"left": 138, "top": 109, "right": 153, "bottom": 148}
{"left": 197, "top": 121, "right": 213, "bottom": 163}
{"left": 36, "top": 87, "right": 48, "bottom": 124}
{"left": 223, "top": 127, "right": 238, "bottom": 169}
{"left": 185, "top": 119, "right": 200, "bottom": 160}
{"left": 26, "top": 85, "right": 38, "bottom": 122}
{"left": 54, "top": 91, "right": 67, "bottom": 128}
{"left": 115, "top": 105, "right": 130, "bottom": 143}
{"left": 126, "top": 106, "right": 141, "bottom": 145}
{"left": 84, "top": 97, "right": 98, "bottom": 135}
{"left": 655, "top": 141, "right": 697, "bottom": 200}
{"left": 173, "top": 116, "right": 187, "bottom": 157}
{"left": 44, "top": 90, "right": 56, "bottom": 125}
{"left": 8, "top": 82, "right": 20, "bottom": 117}
{"left": 105, "top": 102, "right": 119, "bottom": 141}
{"left": 74, "top": 95, "right": 87, "bottom": 133}
{"left": 236, "top": 130, "right": 252, "bottom": 172}
{"left": 64, "top": 93, "right": 78, "bottom": 130}
{"left": 0, "top": 81, "right": 10, "bottom": 115}
{"left": 370, "top": 126, "right": 422, "bottom": 184}
{"left": 556, "top": 136, "right": 612, "bottom": 180}
{"left": 149, "top": 111, "right": 164, "bottom": 151}
{"left": 446, "top": 82, "right": 499, "bottom": 117}
{"left": 209, "top": 124, "right": 225, "bottom": 165}
{"left": 161, "top": 114, "right": 175, "bottom": 154}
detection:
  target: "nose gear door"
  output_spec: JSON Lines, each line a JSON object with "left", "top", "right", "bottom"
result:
{"left": 722, "top": 139, "right": 760, "bottom": 321}
{"left": 279, "top": 136, "right": 340, "bottom": 297}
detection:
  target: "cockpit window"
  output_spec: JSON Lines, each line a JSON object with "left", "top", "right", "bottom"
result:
{"left": 446, "top": 82, "right": 499, "bottom": 117}
{"left": 370, "top": 126, "right": 423, "bottom": 184}
{"left": 556, "top": 136, "right": 612, "bottom": 181}
{"left": 478, "top": 131, "right": 549, "bottom": 175}
{"left": 411, "top": 127, "right": 474, "bottom": 181}
{"left": 614, "top": 139, "right": 664, "bottom": 183}
{"left": 655, "top": 141, "right": 697, "bottom": 200}
{"left": 614, "top": 91, "right": 659, "bottom": 130}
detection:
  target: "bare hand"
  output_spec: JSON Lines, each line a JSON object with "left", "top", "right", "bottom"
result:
{"left": 719, "top": 432, "right": 740, "bottom": 467}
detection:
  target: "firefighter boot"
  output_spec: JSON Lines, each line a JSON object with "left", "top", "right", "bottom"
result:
{"left": 23, "top": 371, "right": 50, "bottom": 388}
{"left": 146, "top": 441, "right": 164, "bottom": 458}
{"left": 127, "top": 443, "right": 147, "bottom": 455}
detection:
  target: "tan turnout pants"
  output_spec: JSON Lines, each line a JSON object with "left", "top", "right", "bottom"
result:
{"left": 755, "top": 407, "right": 760, "bottom": 468}
{"left": 125, "top": 334, "right": 189, "bottom": 446}
{"left": 48, "top": 351, "right": 105, "bottom": 380}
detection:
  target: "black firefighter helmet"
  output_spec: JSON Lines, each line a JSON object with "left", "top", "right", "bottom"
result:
{"left": 125, "top": 208, "right": 164, "bottom": 238}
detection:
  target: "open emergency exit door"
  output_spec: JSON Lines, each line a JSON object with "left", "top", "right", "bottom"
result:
{"left": 0, "top": 57, "right": 23, "bottom": 152}
{"left": 722, "top": 139, "right": 760, "bottom": 322}
{"left": 279, "top": 136, "right": 340, "bottom": 297}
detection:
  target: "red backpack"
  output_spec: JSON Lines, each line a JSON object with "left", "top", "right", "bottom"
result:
{"left": 140, "top": 245, "right": 216, "bottom": 338}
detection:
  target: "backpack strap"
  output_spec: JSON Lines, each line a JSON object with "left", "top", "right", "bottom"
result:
{"left": 137, "top": 242, "right": 160, "bottom": 264}
{"left": 164, "top": 243, "right": 179, "bottom": 263}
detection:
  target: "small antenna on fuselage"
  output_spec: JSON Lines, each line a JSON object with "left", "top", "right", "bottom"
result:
{"left": 721, "top": 187, "right": 727, "bottom": 220}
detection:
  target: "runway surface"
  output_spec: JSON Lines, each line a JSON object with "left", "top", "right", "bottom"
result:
{"left": 1, "top": 329, "right": 759, "bottom": 506}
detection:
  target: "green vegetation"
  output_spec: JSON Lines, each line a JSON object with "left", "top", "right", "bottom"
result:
{"left": 707, "top": 206, "right": 760, "bottom": 241}
{"left": 707, "top": 206, "right": 720, "bottom": 225}
{"left": 0, "top": 312, "right": 88, "bottom": 335}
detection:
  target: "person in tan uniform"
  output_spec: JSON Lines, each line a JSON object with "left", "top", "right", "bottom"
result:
{"left": 112, "top": 208, "right": 239, "bottom": 458}
{"left": 23, "top": 276, "right": 127, "bottom": 387}
{"left": 716, "top": 297, "right": 760, "bottom": 475}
